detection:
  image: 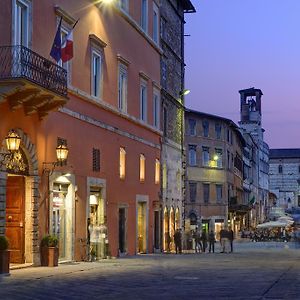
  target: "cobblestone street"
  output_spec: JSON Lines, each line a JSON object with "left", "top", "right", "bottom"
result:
{"left": 1, "top": 243, "right": 300, "bottom": 300}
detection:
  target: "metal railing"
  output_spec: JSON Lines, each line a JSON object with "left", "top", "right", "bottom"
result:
{"left": 0, "top": 45, "right": 67, "bottom": 97}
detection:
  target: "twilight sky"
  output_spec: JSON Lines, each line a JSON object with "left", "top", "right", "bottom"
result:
{"left": 184, "top": 0, "right": 300, "bottom": 149}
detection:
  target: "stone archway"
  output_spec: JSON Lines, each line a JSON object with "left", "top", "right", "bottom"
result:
{"left": 0, "top": 128, "right": 40, "bottom": 265}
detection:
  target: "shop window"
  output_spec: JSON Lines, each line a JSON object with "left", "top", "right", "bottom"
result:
{"left": 155, "top": 159, "right": 160, "bottom": 184}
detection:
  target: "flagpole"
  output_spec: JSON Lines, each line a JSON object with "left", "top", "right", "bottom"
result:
{"left": 72, "top": 19, "right": 80, "bottom": 29}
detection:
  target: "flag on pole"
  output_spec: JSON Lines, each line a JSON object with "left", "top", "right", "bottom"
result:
{"left": 50, "top": 17, "right": 62, "bottom": 62}
{"left": 61, "top": 30, "right": 73, "bottom": 63}
{"left": 61, "top": 19, "right": 79, "bottom": 63}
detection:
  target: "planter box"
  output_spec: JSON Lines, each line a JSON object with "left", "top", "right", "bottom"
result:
{"left": 0, "top": 250, "right": 10, "bottom": 275}
{"left": 40, "top": 247, "right": 58, "bottom": 267}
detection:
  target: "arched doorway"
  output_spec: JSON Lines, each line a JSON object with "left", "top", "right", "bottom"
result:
{"left": 163, "top": 207, "right": 169, "bottom": 252}
{"left": 169, "top": 207, "right": 175, "bottom": 252}
{"left": 175, "top": 207, "right": 180, "bottom": 230}
{"left": 1, "top": 129, "right": 39, "bottom": 264}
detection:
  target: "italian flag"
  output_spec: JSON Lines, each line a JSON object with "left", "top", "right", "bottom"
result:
{"left": 61, "top": 30, "right": 74, "bottom": 63}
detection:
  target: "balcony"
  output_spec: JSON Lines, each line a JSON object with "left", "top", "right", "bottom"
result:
{"left": 0, "top": 45, "right": 68, "bottom": 119}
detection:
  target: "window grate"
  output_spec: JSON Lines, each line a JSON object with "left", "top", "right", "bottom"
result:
{"left": 92, "top": 148, "right": 100, "bottom": 172}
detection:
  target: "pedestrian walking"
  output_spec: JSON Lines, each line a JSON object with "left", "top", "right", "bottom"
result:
{"left": 201, "top": 230, "right": 207, "bottom": 253}
{"left": 228, "top": 227, "right": 234, "bottom": 252}
{"left": 174, "top": 228, "right": 182, "bottom": 254}
{"left": 208, "top": 230, "right": 215, "bottom": 253}
{"left": 194, "top": 229, "right": 202, "bottom": 253}
{"left": 219, "top": 227, "right": 226, "bottom": 253}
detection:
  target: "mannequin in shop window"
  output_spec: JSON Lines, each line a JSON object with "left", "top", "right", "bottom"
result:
{"left": 88, "top": 214, "right": 101, "bottom": 260}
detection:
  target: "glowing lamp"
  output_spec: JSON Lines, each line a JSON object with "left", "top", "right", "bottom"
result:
{"left": 5, "top": 130, "right": 21, "bottom": 152}
{"left": 56, "top": 144, "right": 69, "bottom": 163}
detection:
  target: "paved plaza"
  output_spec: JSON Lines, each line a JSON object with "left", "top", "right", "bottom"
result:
{"left": 0, "top": 242, "right": 299, "bottom": 300}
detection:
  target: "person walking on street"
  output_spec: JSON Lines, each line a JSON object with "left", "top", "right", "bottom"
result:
{"left": 201, "top": 230, "right": 207, "bottom": 253}
{"left": 208, "top": 230, "right": 215, "bottom": 253}
{"left": 219, "top": 227, "right": 226, "bottom": 253}
{"left": 174, "top": 229, "right": 182, "bottom": 254}
{"left": 194, "top": 229, "right": 202, "bottom": 253}
{"left": 228, "top": 227, "right": 234, "bottom": 252}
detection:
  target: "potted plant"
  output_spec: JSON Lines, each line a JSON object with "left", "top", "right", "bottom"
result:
{"left": 40, "top": 235, "right": 59, "bottom": 267}
{"left": 0, "top": 236, "right": 10, "bottom": 275}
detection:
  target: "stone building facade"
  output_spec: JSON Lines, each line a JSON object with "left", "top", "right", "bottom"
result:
{"left": 184, "top": 109, "right": 245, "bottom": 238}
{"left": 239, "top": 88, "right": 269, "bottom": 223}
{"left": 269, "top": 149, "right": 300, "bottom": 209}
{"left": 160, "top": 0, "right": 195, "bottom": 252}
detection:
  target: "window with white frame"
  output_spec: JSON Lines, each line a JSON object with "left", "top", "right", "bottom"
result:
{"left": 118, "top": 63, "right": 128, "bottom": 112}
{"left": 155, "top": 159, "right": 160, "bottom": 184}
{"left": 153, "top": 2, "right": 159, "bottom": 44}
{"left": 119, "top": 0, "right": 129, "bottom": 12}
{"left": 91, "top": 49, "right": 103, "bottom": 99}
{"left": 141, "top": 0, "right": 148, "bottom": 32}
{"left": 140, "top": 80, "right": 147, "bottom": 122}
{"left": 120, "top": 147, "right": 126, "bottom": 179}
{"left": 153, "top": 88, "right": 160, "bottom": 129}
{"left": 14, "top": 0, "right": 30, "bottom": 47}
{"left": 140, "top": 154, "right": 146, "bottom": 182}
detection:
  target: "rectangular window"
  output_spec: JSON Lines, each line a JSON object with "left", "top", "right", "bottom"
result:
{"left": 59, "top": 28, "right": 71, "bottom": 82}
{"left": 153, "top": 2, "right": 159, "bottom": 44}
{"left": 119, "top": 0, "right": 129, "bottom": 12}
{"left": 118, "top": 64, "right": 128, "bottom": 112}
{"left": 189, "top": 183, "right": 197, "bottom": 202}
{"left": 120, "top": 147, "right": 126, "bottom": 179}
{"left": 189, "top": 119, "right": 196, "bottom": 136}
{"left": 189, "top": 145, "right": 197, "bottom": 166}
{"left": 278, "top": 165, "right": 283, "bottom": 174}
{"left": 215, "top": 123, "right": 221, "bottom": 139}
{"left": 155, "top": 159, "right": 160, "bottom": 184}
{"left": 153, "top": 89, "right": 160, "bottom": 129}
{"left": 15, "top": 0, "right": 29, "bottom": 47}
{"left": 203, "top": 184, "right": 210, "bottom": 203}
{"left": 141, "top": 0, "right": 148, "bottom": 32}
{"left": 92, "top": 148, "right": 100, "bottom": 172}
{"left": 215, "top": 148, "right": 223, "bottom": 168}
{"left": 91, "top": 50, "right": 102, "bottom": 98}
{"left": 202, "top": 147, "right": 210, "bottom": 167}
{"left": 216, "top": 184, "right": 223, "bottom": 202}
{"left": 202, "top": 120, "right": 209, "bottom": 137}
{"left": 227, "top": 150, "right": 231, "bottom": 169}
{"left": 140, "top": 81, "right": 147, "bottom": 122}
{"left": 140, "top": 154, "right": 146, "bottom": 182}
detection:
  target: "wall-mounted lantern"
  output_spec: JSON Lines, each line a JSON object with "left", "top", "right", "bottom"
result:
{"left": 43, "top": 144, "right": 69, "bottom": 174}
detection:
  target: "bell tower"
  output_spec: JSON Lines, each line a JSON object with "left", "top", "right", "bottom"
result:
{"left": 239, "top": 87, "right": 263, "bottom": 125}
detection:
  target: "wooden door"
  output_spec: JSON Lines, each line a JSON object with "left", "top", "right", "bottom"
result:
{"left": 5, "top": 176, "right": 25, "bottom": 264}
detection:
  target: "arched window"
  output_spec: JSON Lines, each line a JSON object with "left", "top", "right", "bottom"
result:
{"left": 189, "top": 212, "right": 197, "bottom": 225}
{"left": 278, "top": 165, "right": 282, "bottom": 174}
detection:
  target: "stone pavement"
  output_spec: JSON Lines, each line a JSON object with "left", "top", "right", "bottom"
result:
{"left": 0, "top": 242, "right": 299, "bottom": 300}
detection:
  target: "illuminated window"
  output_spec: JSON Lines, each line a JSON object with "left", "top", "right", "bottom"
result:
{"left": 140, "top": 154, "right": 146, "bottom": 182}
{"left": 118, "top": 63, "right": 128, "bottom": 112}
{"left": 120, "top": 147, "right": 126, "bottom": 179}
{"left": 155, "top": 159, "right": 160, "bottom": 184}
{"left": 215, "top": 148, "right": 223, "bottom": 168}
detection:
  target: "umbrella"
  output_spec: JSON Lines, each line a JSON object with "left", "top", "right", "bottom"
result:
{"left": 257, "top": 220, "right": 293, "bottom": 228}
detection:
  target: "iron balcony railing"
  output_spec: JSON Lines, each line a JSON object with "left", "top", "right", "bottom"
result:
{"left": 0, "top": 45, "right": 67, "bottom": 97}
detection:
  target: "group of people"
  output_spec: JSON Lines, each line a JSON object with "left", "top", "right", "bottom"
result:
{"left": 219, "top": 227, "right": 234, "bottom": 253}
{"left": 193, "top": 229, "right": 216, "bottom": 253}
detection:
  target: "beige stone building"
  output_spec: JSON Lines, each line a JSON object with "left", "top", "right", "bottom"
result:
{"left": 184, "top": 109, "right": 245, "bottom": 238}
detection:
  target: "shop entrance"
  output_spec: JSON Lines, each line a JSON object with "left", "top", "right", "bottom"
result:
{"left": 137, "top": 202, "right": 147, "bottom": 254}
{"left": 6, "top": 176, "right": 25, "bottom": 264}
{"left": 118, "top": 207, "right": 126, "bottom": 254}
{"left": 89, "top": 189, "right": 106, "bottom": 259}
